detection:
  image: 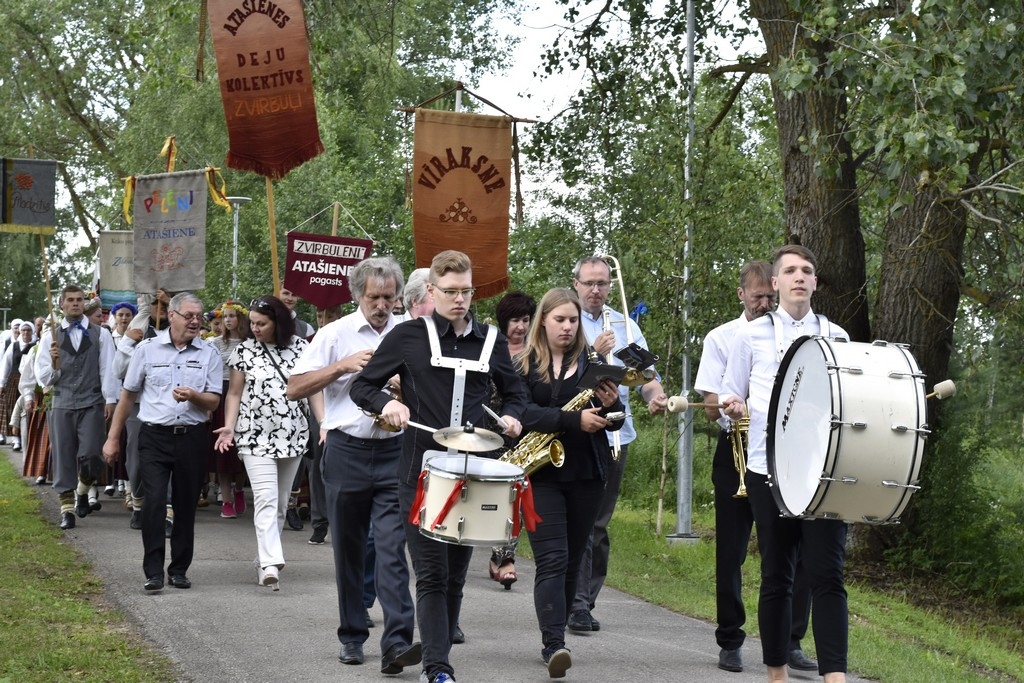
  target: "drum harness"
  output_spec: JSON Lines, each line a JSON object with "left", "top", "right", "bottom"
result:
{"left": 416, "top": 318, "right": 539, "bottom": 537}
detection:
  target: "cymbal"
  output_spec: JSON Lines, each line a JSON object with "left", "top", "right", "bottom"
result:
{"left": 432, "top": 425, "right": 504, "bottom": 452}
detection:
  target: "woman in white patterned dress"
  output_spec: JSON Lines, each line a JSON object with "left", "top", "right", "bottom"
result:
{"left": 214, "top": 295, "right": 323, "bottom": 589}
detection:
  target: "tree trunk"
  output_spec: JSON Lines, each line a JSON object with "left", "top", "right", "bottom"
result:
{"left": 749, "top": 0, "right": 870, "bottom": 340}
{"left": 873, "top": 174, "right": 965, "bottom": 389}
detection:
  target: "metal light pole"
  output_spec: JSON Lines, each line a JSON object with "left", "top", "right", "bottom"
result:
{"left": 227, "top": 196, "right": 251, "bottom": 300}
{"left": 0, "top": 307, "right": 9, "bottom": 330}
{"left": 668, "top": 0, "right": 700, "bottom": 545}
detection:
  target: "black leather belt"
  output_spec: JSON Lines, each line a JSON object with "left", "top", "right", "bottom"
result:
{"left": 334, "top": 430, "right": 398, "bottom": 446}
{"left": 142, "top": 422, "right": 208, "bottom": 435}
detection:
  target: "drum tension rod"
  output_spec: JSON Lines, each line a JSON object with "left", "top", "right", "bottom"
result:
{"left": 820, "top": 475, "right": 858, "bottom": 485}
{"left": 882, "top": 480, "right": 921, "bottom": 490}
{"left": 891, "top": 424, "right": 931, "bottom": 434}
{"left": 831, "top": 417, "right": 867, "bottom": 429}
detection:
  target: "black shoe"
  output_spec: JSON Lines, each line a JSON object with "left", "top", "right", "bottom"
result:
{"left": 75, "top": 494, "right": 91, "bottom": 518}
{"left": 129, "top": 510, "right": 142, "bottom": 530}
{"left": 452, "top": 624, "right": 465, "bottom": 644}
{"left": 144, "top": 576, "right": 164, "bottom": 591}
{"left": 380, "top": 641, "right": 421, "bottom": 674}
{"left": 338, "top": 642, "right": 364, "bottom": 665}
{"left": 286, "top": 507, "right": 303, "bottom": 531}
{"left": 590, "top": 615, "right": 600, "bottom": 632}
{"left": 567, "top": 609, "right": 594, "bottom": 632}
{"left": 308, "top": 524, "right": 328, "bottom": 545}
{"left": 168, "top": 574, "right": 191, "bottom": 589}
{"left": 35, "top": 476, "right": 47, "bottom": 485}
{"left": 164, "top": 517, "right": 174, "bottom": 539}
{"left": 89, "top": 499, "right": 102, "bottom": 512}
{"left": 718, "top": 647, "right": 743, "bottom": 673}
{"left": 788, "top": 648, "right": 818, "bottom": 671}
{"left": 544, "top": 648, "right": 572, "bottom": 678}
{"left": 59, "top": 512, "right": 76, "bottom": 530}
{"left": 298, "top": 504, "right": 310, "bottom": 520}
{"left": 364, "top": 609, "right": 375, "bottom": 628}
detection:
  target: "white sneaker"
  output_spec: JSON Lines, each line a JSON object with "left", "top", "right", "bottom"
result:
{"left": 261, "top": 565, "right": 280, "bottom": 590}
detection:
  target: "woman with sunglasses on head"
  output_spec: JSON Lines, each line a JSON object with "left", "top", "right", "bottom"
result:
{"left": 214, "top": 295, "right": 322, "bottom": 589}
{"left": 210, "top": 301, "right": 250, "bottom": 519}
{"left": 516, "top": 288, "right": 623, "bottom": 679}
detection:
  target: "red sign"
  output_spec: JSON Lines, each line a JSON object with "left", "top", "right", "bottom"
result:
{"left": 283, "top": 232, "right": 374, "bottom": 307}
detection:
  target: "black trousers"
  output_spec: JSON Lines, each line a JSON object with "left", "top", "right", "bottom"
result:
{"left": 529, "top": 477, "right": 604, "bottom": 657}
{"left": 322, "top": 431, "right": 414, "bottom": 654}
{"left": 138, "top": 423, "right": 209, "bottom": 580}
{"left": 400, "top": 479, "right": 473, "bottom": 680}
{"left": 712, "top": 432, "right": 812, "bottom": 651}
{"left": 747, "top": 471, "right": 848, "bottom": 673}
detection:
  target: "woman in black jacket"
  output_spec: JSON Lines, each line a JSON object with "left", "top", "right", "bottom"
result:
{"left": 516, "top": 287, "right": 624, "bottom": 679}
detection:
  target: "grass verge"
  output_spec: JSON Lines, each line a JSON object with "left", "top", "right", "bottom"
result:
{"left": 0, "top": 455, "right": 177, "bottom": 683}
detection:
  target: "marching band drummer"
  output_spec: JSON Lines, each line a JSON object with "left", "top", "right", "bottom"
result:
{"left": 719, "top": 245, "right": 850, "bottom": 683}
{"left": 350, "top": 250, "right": 530, "bottom": 683}
{"left": 515, "top": 288, "right": 624, "bottom": 679}
{"left": 694, "top": 260, "right": 817, "bottom": 674}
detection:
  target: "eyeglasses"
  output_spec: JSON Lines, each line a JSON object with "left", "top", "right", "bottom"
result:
{"left": 435, "top": 288, "right": 476, "bottom": 299}
{"left": 171, "top": 311, "right": 202, "bottom": 322}
{"left": 577, "top": 280, "right": 611, "bottom": 289}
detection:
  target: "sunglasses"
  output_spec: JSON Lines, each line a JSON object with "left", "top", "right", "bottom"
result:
{"left": 250, "top": 298, "right": 275, "bottom": 314}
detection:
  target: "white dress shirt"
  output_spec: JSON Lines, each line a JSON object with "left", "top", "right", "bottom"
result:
{"left": 719, "top": 308, "right": 849, "bottom": 475}
{"left": 693, "top": 313, "right": 747, "bottom": 431}
{"left": 291, "top": 309, "right": 401, "bottom": 438}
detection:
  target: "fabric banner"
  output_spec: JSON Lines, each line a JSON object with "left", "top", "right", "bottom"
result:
{"left": 412, "top": 110, "right": 511, "bottom": 300}
{"left": 208, "top": 0, "right": 324, "bottom": 179}
{"left": 1, "top": 158, "right": 57, "bottom": 234}
{"left": 131, "top": 170, "right": 209, "bottom": 293}
{"left": 284, "top": 232, "right": 374, "bottom": 308}
{"left": 98, "top": 231, "right": 135, "bottom": 308}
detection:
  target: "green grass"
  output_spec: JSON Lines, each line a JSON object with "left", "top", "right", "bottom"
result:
{"left": 0, "top": 456, "right": 177, "bottom": 683}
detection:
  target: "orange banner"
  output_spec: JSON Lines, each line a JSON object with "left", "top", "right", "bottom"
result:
{"left": 208, "top": 0, "right": 323, "bottom": 179}
{"left": 412, "top": 110, "right": 511, "bottom": 300}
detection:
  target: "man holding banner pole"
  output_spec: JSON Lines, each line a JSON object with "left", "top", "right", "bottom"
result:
{"left": 35, "top": 285, "right": 120, "bottom": 530}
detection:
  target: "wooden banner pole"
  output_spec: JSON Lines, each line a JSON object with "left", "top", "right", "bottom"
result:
{"left": 331, "top": 201, "right": 340, "bottom": 236}
{"left": 267, "top": 176, "right": 281, "bottom": 296}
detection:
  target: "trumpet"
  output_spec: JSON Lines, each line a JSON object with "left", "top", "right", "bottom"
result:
{"left": 729, "top": 409, "right": 750, "bottom": 499}
{"left": 598, "top": 254, "right": 657, "bottom": 387}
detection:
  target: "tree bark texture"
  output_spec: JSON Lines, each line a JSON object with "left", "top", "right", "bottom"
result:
{"left": 749, "top": 0, "right": 870, "bottom": 341}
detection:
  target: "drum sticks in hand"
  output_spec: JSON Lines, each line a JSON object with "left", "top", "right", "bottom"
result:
{"left": 666, "top": 396, "right": 724, "bottom": 413}
{"left": 926, "top": 379, "right": 956, "bottom": 400}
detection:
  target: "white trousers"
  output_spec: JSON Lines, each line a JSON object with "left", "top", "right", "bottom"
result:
{"left": 241, "top": 454, "right": 303, "bottom": 569}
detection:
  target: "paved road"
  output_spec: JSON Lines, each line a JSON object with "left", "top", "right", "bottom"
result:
{"left": 7, "top": 446, "right": 871, "bottom": 682}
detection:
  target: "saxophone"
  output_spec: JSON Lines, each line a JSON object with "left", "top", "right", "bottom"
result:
{"left": 499, "top": 388, "right": 596, "bottom": 476}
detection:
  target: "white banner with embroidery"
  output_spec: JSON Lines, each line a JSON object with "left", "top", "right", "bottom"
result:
{"left": 131, "top": 170, "right": 208, "bottom": 293}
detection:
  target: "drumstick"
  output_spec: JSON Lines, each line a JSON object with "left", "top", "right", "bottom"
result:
{"left": 666, "top": 396, "right": 725, "bottom": 413}
{"left": 406, "top": 421, "right": 437, "bottom": 433}
{"left": 926, "top": 379, "right": 956, "bottom": 400}
{"left": 481, "top": 403, "right": 509, "bottom": 430}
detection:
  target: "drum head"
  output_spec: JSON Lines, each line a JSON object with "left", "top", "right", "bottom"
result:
{"left": 426, "top": 453, "right": 524, "bottom": 480}
{"left": 767, "top": 336, "right": 835, "bottom": 517}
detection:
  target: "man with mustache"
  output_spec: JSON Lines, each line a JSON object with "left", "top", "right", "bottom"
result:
{"left": 288, "top": 256, "right": 420, "bottom": 676}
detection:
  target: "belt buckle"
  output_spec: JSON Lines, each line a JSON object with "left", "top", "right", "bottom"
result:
{"left": 172, "top": 425, "right": 188, "bottom": 435}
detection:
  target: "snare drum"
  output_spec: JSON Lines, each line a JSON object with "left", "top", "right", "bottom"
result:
{"left": 767, "top": 336, "right": 928, "bottom": 524}
{"left": 417, "top": 452, "right": 526, "bottom": 546}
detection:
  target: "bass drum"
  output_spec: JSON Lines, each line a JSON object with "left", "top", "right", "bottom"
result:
{"left": 767, "top": 336, "right": 928, "bottom": 524}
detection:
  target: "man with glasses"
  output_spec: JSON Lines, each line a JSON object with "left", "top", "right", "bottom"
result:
{"left": 35, "top": 285, "right": 120, "bottom": 530}
{"left": 287, "top": 256, "right": 421, "bottom": 676}
{"left": 351, "top": 250, "right": 528, "bottom": 683}
{"left": 102, "top": 292, "right": 222, "bottom": 591}
{"left": 568, "top": 256, "right": 669, "bottom": 633}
